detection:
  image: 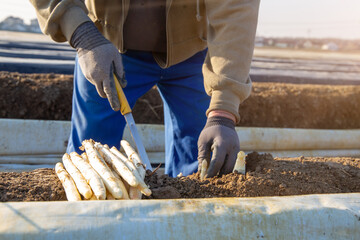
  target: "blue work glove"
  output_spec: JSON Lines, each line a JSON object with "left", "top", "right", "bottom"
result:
{"left": 70, "top": 22, "right": 127, "bottom": 111}
{"left": 197, "top": 116, "right": 240, "bottom": 177}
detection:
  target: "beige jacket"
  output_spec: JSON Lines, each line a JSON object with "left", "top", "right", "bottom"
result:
{"left": 30, "top": 0, "right": 260, "bottom": 122}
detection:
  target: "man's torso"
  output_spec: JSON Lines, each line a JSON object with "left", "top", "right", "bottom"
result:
{"left": 123, "top": 0, "right": 167, "bottom": 53}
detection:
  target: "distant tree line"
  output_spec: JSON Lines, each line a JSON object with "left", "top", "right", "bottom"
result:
{"left": 256, "top": 36, "right": 360, "bottom": 52}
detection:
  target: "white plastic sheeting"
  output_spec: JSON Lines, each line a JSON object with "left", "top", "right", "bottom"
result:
{"left": 0, "top": 163, "right": 54, "bottom": 172}
{"left": 237, "top": 127, "right": 360, "bottom": 151}
{"left": 2, "top": 119, "right": 360, "bottom": 154}
{"left": 0, "top": 119, "right": 70, "bottom": 155}
{"left": 1, "top": 119, "right": 359, "bottom": 238}
{"left": 0, "top": 193, "right": 359, "bottom": 239}
{"left": 1, "top": 119, "right": 360, "bottom": 171}
{"left": 3, "top": 149, "right": 360, "bottom": 172}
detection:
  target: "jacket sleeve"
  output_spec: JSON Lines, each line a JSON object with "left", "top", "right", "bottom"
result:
{"left": 203, "top": 0, "right": 260, "bottom": 122}
{"left": 29, "top": 0, "right": 90, "bottom": 42}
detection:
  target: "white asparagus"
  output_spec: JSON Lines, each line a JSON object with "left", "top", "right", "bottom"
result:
{"left": 106, "top": 190, "right": 115, "bottom": 200}
{"left": 109, "top": 147, "right": 145, "bottom": 185}
{"left": 81, "top": 152, "right": 89, "bottom": 162}
{"left": 111, "top": 168, "right": 130, "bottom": 193}
{"left": 200, "top": 160, "right": 208, "bottom": 180}
{"left": 111, "top": 145, "right": 151, "bottom": 197}
{"left": 120, "top": 140, "right": 146, "bottom": 176}
{"left": 55, "top": 162, "right": 81, "bottom": 201}
{"left": 103, "top": 149, "right": 130, "bottom": 198}
{"left": 96, "top": 143, "right": 139, "bottom": 187}
{"left": 106, "top": 162, "right": 129, "bottom": 199}
{"left": 95, "top": 143, "right": 138, "bottom": 199}
{"left": 62, "top": 153, "right": 93, "bottom": 199}
{"left": 70, "top": 152, "right": 106, "bottom": 200}
{"left": 81, "top": 140, "right": 124, "bottom": 199}
{"left": 121, "top": 176, "right": 131, "bottom": 193}
{"left": 120, "top": 140, "right": 151, "bottom": 198}
{"left": 233, "top": 151, "right": 246, "bottom": 174}
{"left": 135, "top": 184, "right": 152, "bottom": 197}
{"left": 88, "top": 194, "right": 98, "bottom": 200}
{"left": 110, "top": 167, "right": 121, "bottom": 179}
{"left": 110, "top": 148, "right": 139, "bottom": 176}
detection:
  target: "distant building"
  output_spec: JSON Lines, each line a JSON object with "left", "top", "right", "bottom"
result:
{"left": 28, "top": 19, "right": 41, "bottom": 33}
{"left": 255, "top": 37, "right": 265, "bottom": 47}
{"left": 303, "top": 40, "right": 313, "bottom": 49}
{"left": 321, "top": 42, "right": 339, "bottom": 51}
{"left": 275, "top": 42, "right": 288, "bottom": 48}
{"left": 266, "top": 39, "right": 274, "bottom": 46}
{"left": 0, "top": 16, "right": 27, "bottom": 32}
{"left": 0, "top": 16, "right": 41, "bottom": 33}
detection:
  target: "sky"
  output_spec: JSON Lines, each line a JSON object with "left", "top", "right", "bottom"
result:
{"left": 1, "top": 0, "right": 360, "bottom": 39}
{"left": 257, "top": 0, "right": 360, "bottom": 39}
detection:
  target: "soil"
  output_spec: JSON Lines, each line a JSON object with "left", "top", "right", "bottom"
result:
{"left": 0, "top": 169, "right": 65, "bottom": 202}
{"left": 1, "top": 152, "right": 359, "bottom": 202}
{"left": 1, "top": 71, "right": 360, "bottom": 129}
{"left": 1, "top": 71, "right": 360, "bottom": 201}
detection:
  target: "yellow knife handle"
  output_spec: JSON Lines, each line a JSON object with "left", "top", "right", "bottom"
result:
{"left": 114, "top": 73, "right": 132, "bottom": 115}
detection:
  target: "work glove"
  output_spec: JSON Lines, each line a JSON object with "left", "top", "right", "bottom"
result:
{"left": 197, "top": 116, "right": 240, "bottom": 177}
{"left": 70, "top": 21, "right": 127, "bottom": 111}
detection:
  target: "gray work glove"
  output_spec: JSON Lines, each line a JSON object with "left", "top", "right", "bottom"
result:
{"left": 197, "top": 116, "right": 240, "bottom": 177}
{"left": 71, "top": 21, "right": 126, "bottom": 111}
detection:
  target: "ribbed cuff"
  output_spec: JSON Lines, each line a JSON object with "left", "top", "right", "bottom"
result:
{"left": 206, "top": 89, "right": 241, "bottom": 123}
{"left": 204, "top": 116, "right": 235, "bottom": 130}
{"left": 71, "top": 22, "right": 110, "bottom": 50}
{"left": 60, "top": 6, "right": 91, "bottom": 43}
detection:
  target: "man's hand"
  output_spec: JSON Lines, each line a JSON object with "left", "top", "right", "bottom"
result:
{"left": 197, "top": 111, "right": 240, "bottom": 178}
{"left": 71, "top": 22, "right": 126, "bottom": 111}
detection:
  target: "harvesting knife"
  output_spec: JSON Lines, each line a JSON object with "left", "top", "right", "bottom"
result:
{"left": 113, "top": 74, "right": 153, "bottom": 171}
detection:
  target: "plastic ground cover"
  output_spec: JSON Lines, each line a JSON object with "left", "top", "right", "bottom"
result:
{"left": 0, "top": 193, "right": 359, "bottom": 239}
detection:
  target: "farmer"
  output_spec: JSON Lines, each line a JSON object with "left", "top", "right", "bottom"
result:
{"left": 30, "top": 0, "right": 260, "bottom": 178}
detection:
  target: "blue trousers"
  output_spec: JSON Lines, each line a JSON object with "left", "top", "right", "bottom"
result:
{"left": 67, "top": 50, "right": 210, "bottom": 177}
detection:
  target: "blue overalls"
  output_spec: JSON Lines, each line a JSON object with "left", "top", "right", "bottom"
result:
{"left": 67, "top": 49, "right": 209, "bottom": 177}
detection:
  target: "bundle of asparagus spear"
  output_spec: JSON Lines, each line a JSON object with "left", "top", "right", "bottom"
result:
{"left": 55, "top": 139, "right": 151, "bottom": 201}
{"left": 198, "top": 151, "right": 246, "bottom": 180}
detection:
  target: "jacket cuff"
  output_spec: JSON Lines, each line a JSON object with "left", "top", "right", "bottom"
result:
{"left": 60, "top": 6, "right": 92, "bottom": 43}
{"left": 206, "top": 89, "right": 241, "bottom": 123}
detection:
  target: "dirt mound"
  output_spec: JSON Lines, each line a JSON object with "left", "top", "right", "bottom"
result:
{"left": 0, "top": 169, "right": 65, "bottom": 202}
{"left": 145, "top": 152, "right": 360, "bottom": 199}
{"left": 0, "top": 72, "right": 73, "bottom": 120}
{"left": 1, "top": 153, "right": 359, "bottom": 202}
{"left": 1, "top": 71, "right": 360, "bottom": 201}
{"left": 1, "top": 71, "right": 360, "bottom": 129}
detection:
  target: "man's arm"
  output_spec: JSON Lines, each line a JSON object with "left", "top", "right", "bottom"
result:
{"left": 203, "top": 0, "right": 260, "bottom": 122}
{"left": 29, "top": 0, "right": 90, "bottom": 42}
{"left": 30, "top": 0, "right": 125, "bottom": 110}
{"left": 198, "top": 0, "right": 260, "bottom": 177}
